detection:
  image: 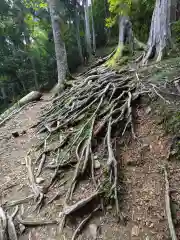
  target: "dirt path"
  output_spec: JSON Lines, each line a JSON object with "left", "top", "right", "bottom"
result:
{"left": 0, "top": 94, "right": 58, "bottom": 239}
{"left": 0, "top": 96, "right": 179, "bottom": 239}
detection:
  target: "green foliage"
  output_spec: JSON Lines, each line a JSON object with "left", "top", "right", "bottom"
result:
{"left": 106, "top": 0, "right": 154, "bottom": 42}
{"left": 106, "top": 0, "right": 131, "bottom": 28}
{"left": 0, "top": 0, "right": 157, "bottom": 113}
{"left": 172, "top": 20, "right": 180, "bottom": 44}
{"left": 158, "top": 104, "right": 180, "bottom": 135}
{"left": 131, "top": 0, "right": 154, "bottom": 41}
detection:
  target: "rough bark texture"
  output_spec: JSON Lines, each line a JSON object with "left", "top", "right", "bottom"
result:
{"left": 75, "top": 7, "right": 84, "bottom": 64}
{"left": 48, "top": 0, "right": 68, "bottom": 87}
{"left": 143, "top": 0, "right": 172, "bottom": 64}
{"left": 118, "top": 16, "right": 133, "bottom": 47}
{"left": 84, "top": 0, "right": 92, "bottom": 56}
{"left": 107, "top": 16, "right": 133, "bottom": 67}
{"left": 90, "top": 0, "right": 96, "bottom": 53}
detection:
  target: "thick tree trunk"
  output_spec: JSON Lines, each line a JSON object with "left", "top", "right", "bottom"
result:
{"left": 142, "top": 0, "right": 172, "bottom": 64}
{"left": 90, "top": 0, "right": 96, "bottom": 53}
{"left": 47, "top": 0, "right": 68, "bottom": 88}
{"left": 84, "top": 0, "right": 92, "bottom": 57}
{"left": 74, "top": 8, "right": 84, "bottom": 64}
{"left": 107, "top": 16, "right": 133, "bottom": 67}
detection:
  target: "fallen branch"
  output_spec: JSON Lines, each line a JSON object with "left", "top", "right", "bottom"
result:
{"left": 164, "top": 167, "right": 177, "bottom": 240}
{"left": 0, "top": 91, "right": 42, "bottom": 127}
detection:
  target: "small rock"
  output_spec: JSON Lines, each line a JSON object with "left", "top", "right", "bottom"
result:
{"left": 131, "top": 225, "right": 139, "bottom": 237}
{"left": 36, "top": 177, "right": 45, "bottom": 184}
{"left": 94, "top": 155, "right": 98, "bottom": 160}
{"left": 89, "top": 224, "right": 98, "bottom": 239}
{"left": 19, "top": 223, "right": 26, "bottom": 233}
{"left": 94, "top": 160, "right": 101, "bottom": 169}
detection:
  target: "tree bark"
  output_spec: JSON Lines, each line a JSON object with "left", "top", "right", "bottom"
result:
{"left": 142, "top": 0, "right": 172, "bottom": 64}
{"left": 47, "top": 0, "right": 68, "bottom": 88}
{"left": 84, "top": 0, "right": 92, "bottom": 57}
{"left": 104, "top": 0, "right": 111, "bottom": 43}
{"left": 74, "top": 7, "right": 84, "bottom": 64}
{"left": 90, "top": 0, "right": 96, "bottom": 53}
{"left": 30, "top": 57, "right": 39, "bottom": 90}
{"left": 107, "top": 16, "right": 133, "bottom": 67}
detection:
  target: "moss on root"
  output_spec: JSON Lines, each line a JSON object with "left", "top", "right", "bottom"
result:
{"left": 106, "top": 44, "right": 124, "bottom": 68}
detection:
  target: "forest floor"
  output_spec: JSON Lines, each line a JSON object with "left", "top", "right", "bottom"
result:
{"left": 1, "top": 56, "right": 180, "bottom": 239}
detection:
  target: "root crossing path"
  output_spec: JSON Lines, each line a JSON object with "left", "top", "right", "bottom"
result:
{"left": 0, "top": 94, "right": 176, "bottom": 239}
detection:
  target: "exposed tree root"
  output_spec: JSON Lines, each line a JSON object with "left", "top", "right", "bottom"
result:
{"left": 59, "top": 191, "right": 100, "bottom": 232}
{"left": 164, "top": 167, "right": 177, "bottom": 240}
{"left": 0, "top": 91, "right": 42, "bottom": 128}
{"left": 24, "top": 59, "right": 174, "bottom": 236}
{"left": 16, "top": 216, "right": 58, "bottom": 226}
{"left": 36, "top": 153, "right": 46, "bottom": 177}
{"left": 0, "top": 207, "right": 7, "bottom": 240}
{"left": 107, "top": 116, "right": 119, "bottom": 216}
{"left": 7, "top": 206, "right": 19, "bottom": 240}
{"left": 25, "top": 155, "right": 44, "bottom": 210}
{"left": 2, "top": 195, "right": 34, "bottom": 208}
{"left": 71, "top": 206, "right": 100, "bottom": 240}
{"left": 0, "top": 206, "right": 19, "bottom": 240}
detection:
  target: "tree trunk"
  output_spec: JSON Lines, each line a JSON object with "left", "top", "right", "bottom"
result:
{"left": 142, "top": 0, "right": 172, "bottom": 64}
{"left": 104, "top": 0, "right": 111, "bottom": 43}
{"left": 90, "top": 0, "right": 96, "bottom": 53}
{"left": 30, "top": 57, "right": 39, "bottom": 90}
{"left": 171, "top": 0, "right": 177, "bottom": 22}
{"left": 74, "top": 7, "right": 84, "bottom": 64}
{"left": 47, "top": 0, "right": 68, "bottom": 88}
{"left": 107, "top": 16, "right": 133, "bottom": 67}
{"left": 84, "top": 0, "right": 92, "bottom": 57}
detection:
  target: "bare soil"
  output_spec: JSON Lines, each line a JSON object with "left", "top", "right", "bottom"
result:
{"left": 1, "top": 94, "right": 180, "bottom": 239}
